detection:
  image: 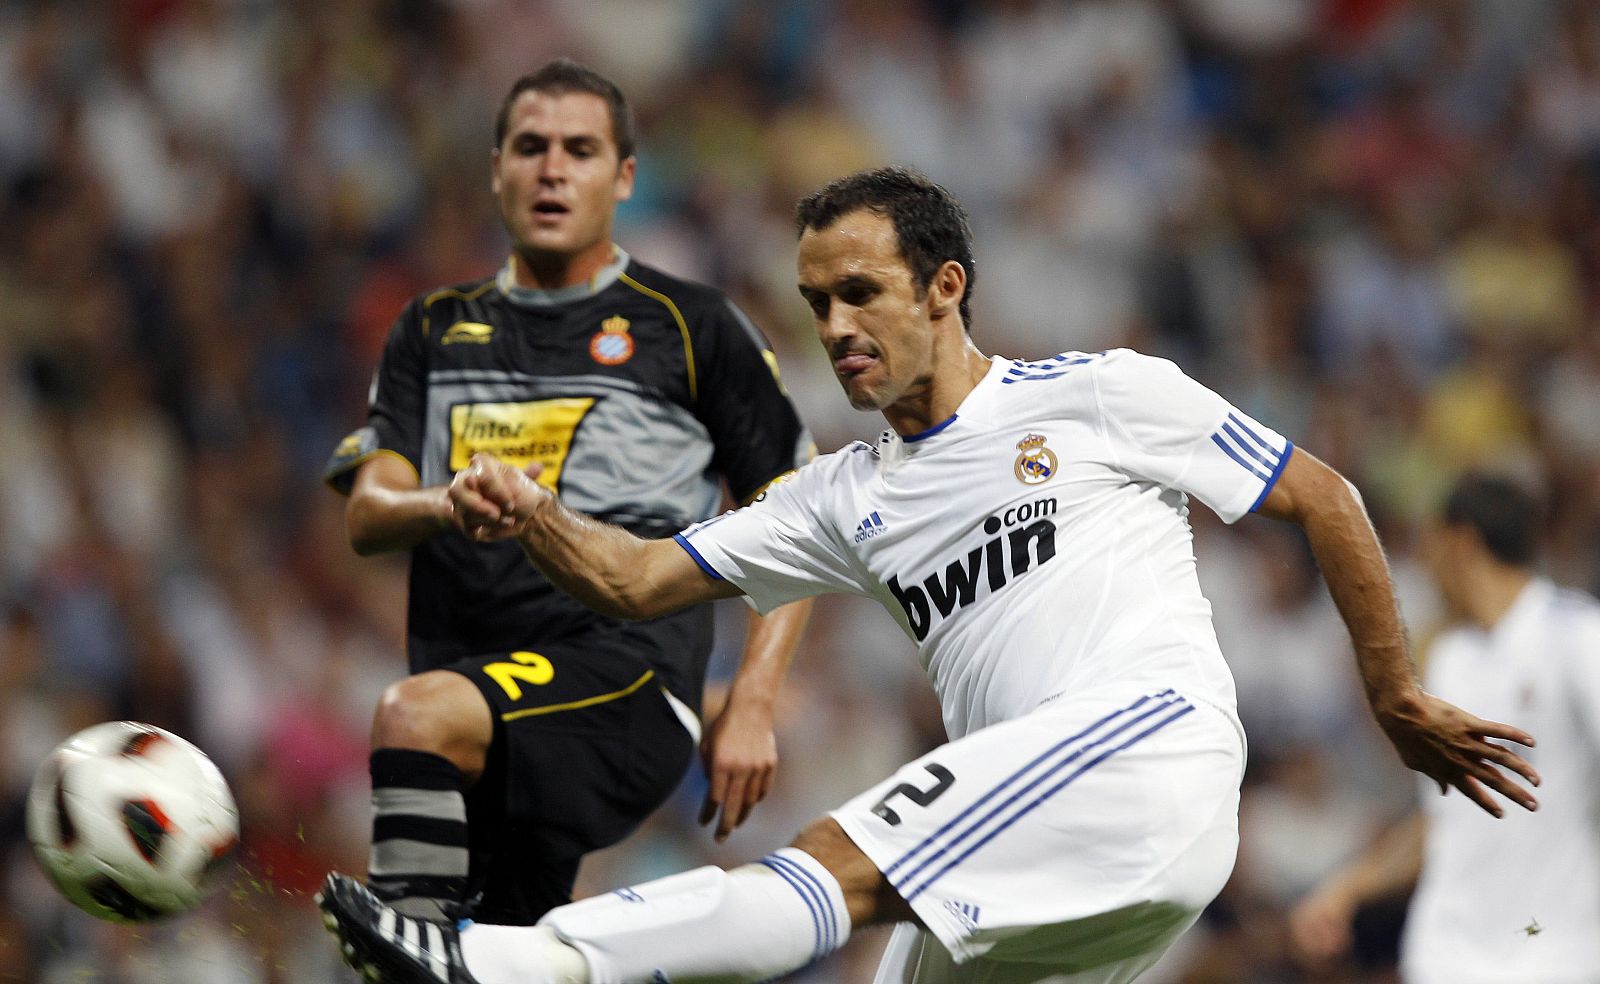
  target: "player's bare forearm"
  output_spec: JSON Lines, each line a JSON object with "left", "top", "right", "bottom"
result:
{"left": 1257, "top": 450, "right": 1539, "bottom": 815}
{"left": 729, "top": 600, "right": 811, "bottom": 714}
{"left": 1255, "top": 451, "right": 1416, "bottom": 714}
{"left": 448, "top": 452, "right": 741, "bottom": 619}
{"left": 347, "top": 454, "right": 454, "bottom": 555}
{"left": 700, "top": 598, "right": 813, "bottom": 841}
{"left": 513, "top": 499, "right": 698, "bottom": 618}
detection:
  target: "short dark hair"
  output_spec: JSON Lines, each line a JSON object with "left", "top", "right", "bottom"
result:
{"left": 494, "top": 59, "right": 636, "bottom": 160}
{"left": 1442, "top": 472, "right": 1543, "bottom": 567}
{"left": 795, "top": 166, "right": 977, "bottom": 330}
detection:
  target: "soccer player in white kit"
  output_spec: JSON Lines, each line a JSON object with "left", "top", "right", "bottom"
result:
{"left": 317, "top": 167, "right": 1540, "bottom": 984}
{"left": 1291, "top": 473, "right": 1600, "bottom": 984}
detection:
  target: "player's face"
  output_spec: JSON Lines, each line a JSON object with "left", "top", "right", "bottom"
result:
{"left": 798, "top": 210, "right": 937, "bottom": 413}
{"left": 492, "top": 91, "right": 635, "bottom": 264}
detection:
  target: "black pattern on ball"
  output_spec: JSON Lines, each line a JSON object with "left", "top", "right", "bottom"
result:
{"left": 85, "top": 876, "right": 166, "bottom": 922}
{"left": 121, "top": 799, "right": 172, "bottom": 864}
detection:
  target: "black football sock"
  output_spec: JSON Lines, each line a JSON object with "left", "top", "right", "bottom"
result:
{"left": 367, "top": 748, "right": 469, "bottom": 920}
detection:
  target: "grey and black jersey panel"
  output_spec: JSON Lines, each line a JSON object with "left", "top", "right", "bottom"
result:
{"left": 325, "top": 261, "right": 811, "bottom": 709}
{"left": 416, "top": 369, "right": 727, "bottom": 529}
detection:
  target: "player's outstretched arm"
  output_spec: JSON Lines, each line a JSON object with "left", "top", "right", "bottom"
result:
{"left": 448, "top": 452, "right": 743, "bottom": 619}
{"left": 1255, "top": 450, "right": 1540, "bottom": 817}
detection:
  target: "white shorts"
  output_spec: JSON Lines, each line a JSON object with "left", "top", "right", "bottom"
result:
{"left": 830, "top": 688, "right": 1243, "bottom": 982}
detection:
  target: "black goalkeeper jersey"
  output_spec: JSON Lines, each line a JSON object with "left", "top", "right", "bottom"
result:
{"left": 327, "top": 253, "right": 812, "bottom": 710}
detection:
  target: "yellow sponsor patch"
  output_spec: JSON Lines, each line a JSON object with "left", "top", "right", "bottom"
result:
{"left": 449, "top": 398, "right": 596, "bottom": 488}
{"left": 441, "top": 321, "right": 495, "bottom": 345}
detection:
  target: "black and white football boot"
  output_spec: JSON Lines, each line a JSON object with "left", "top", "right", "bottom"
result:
{"left": 316, "top": 872, "right": 481, "bottom": 984}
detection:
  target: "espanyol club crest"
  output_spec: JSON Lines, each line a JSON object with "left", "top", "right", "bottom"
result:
{"left": 1013, "top": 433, "right": 1057, "bottom": 485}
{"left": 590, "top": 315, "right": 634, "bottom": 365}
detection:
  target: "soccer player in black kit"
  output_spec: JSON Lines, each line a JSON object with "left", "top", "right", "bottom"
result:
{"left": 324, "top": 60, "right": 813, "bottom": 925}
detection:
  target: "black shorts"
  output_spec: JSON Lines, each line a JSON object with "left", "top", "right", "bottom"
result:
{"left": 445, "top": 637, "right": 696, "bottom": 925}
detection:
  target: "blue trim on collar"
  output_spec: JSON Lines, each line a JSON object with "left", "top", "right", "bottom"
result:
{"left": 904, "top": 414, "right": 958, "bottom": 443}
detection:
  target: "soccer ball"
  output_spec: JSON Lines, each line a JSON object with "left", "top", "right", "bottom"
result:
{"left": 25, "top": 721, "right": 239, "bottom": 922}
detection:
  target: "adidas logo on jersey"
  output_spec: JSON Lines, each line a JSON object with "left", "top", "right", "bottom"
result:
{"left": 889, "top": 498, "right": 1058, "bottom": 641}
{"left": 853, "top": 511, "right": 887, "bottom": 542}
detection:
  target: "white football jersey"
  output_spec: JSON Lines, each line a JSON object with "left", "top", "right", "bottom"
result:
{"left": 677, "top": 349, "right": 1293, "bottom": 739}
{"left": 1403, "top": 579, "right": 1600, "bottom": 984}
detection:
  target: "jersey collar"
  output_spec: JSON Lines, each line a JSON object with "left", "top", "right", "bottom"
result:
{"left": 1491, "top": 576, "right": 1551, "bottom": 643}
{"left": 497, "top": 245, "right": 631, "bottom": 306}
{"left": 882, "top": 359, "right": 1010, "bottom": 462}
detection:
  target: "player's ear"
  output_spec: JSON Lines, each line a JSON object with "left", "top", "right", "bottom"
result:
{"left": 928, "top": 260, "right": 966, "bottom": 322}
{"left": 491, "top": 147, "right": 503, "bottom": 197}
{"left": 614, "top": 155, "right": 636, "bottom": 204}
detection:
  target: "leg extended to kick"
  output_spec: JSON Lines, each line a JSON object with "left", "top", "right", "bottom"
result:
{"left": 317, "top": 817, "right": 917, "bottom": 984}
{"left": 322, "top": 690, "right": 1242, "bottom": 981}
{"left": 527, "top": 818, "right": 914, "bottom": 983}
{"left": 367, "top": 670, "right": 494, "bottom": 919}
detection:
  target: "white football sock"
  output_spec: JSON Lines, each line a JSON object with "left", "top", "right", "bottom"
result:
{"left": 461, "top": 848, "right": 851, "bottom": 984}
{"left": 460, "top": 924, "right": 588, "bottom": 984}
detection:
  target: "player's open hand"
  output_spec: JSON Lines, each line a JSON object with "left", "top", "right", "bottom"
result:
{"left": 448, "top": 452, "right": 551, "bottom": 542}
{"left": 698, "top": 694, "right": 778, "bottom": 843}
{"left": 1376, "top": 689, "right": 1539, "bottom": 817}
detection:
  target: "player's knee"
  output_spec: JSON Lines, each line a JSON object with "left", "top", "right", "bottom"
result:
{"left": 372, "top": 672, "right": 493, "bottom": 768}
{"left": 790, "top": 818, "right": 914, "bottom": 929}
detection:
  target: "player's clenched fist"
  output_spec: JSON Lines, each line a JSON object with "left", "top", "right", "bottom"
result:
{"left": 448, "top": 452, "right": 551, "bottom": 541}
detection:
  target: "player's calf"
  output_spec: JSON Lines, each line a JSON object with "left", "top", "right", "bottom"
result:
{"left": 369, "top": 672, "right": 493, "bottom": 919}
{"left": 527, "top": 849, "right": 850, "bottom": 983}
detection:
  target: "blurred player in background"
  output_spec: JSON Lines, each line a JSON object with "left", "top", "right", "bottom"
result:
{"left": 318, "top": 167, "right": 1537, "bottom": 984}
{"left": 322, "top": 59, "right": 813, "bottom": 926}
{"left": 1291, "top": 473, "right": 1600, "bottom": 984}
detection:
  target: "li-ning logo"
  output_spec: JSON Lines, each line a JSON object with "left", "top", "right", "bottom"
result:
{"left": 590, "top": 314, "right": 635, "bottom": 365}
{"left": 888, "top": 497, "right": 1058, "bottom": 641}
{"left": 853, "top": 511, "right": 887, "bottom": 542}
{"left": 442, "top": 321, "right": 494, "bottom": 345}
{"left": 1014, "top": 433, "right": 1057, "bottom": 485}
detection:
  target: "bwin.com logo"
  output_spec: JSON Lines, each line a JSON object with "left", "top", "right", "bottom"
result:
{"left": 888, "top": 500, "right": 1058, "bottom": 641}
{"left": 853, "top": 511, "right": 887, "bottom": 543}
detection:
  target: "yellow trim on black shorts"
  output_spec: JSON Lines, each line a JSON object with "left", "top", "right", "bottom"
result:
{"left": 617, "top": 272, "right": 696, "bottom": 403}
{"left": 500, "top": 670, "right": 656, "bottom": 722}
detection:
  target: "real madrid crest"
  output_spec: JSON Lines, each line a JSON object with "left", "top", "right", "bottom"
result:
{"left": 1013, "top": 433, "right": 1057, "bottom": 485}
{"left": 590, "top": 315, "right": 634, "bottom": 366}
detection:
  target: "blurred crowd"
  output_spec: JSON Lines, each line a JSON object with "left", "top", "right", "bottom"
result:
{"left": 0, "top": 0, "right": 1597, "bottom": 980}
